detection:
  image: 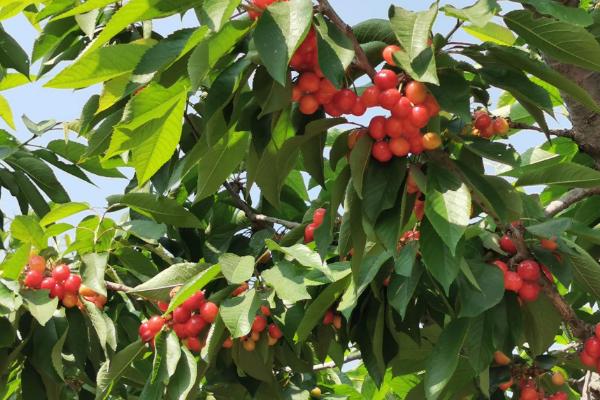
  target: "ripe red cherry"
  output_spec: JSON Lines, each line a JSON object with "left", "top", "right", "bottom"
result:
{"left": 379, "top": 88, "right": 401, "bottom": 110}
{"left": 493, "top": 117, "right": 509, "bottom": 135}
{"left": 517, "top": 260, "right": 540, "bottom": 281}
{"left": 297, "top": 72, "right": 320, "bottom": 93}
{"left": 186, "top": 314, "right": 207, "bottom": 336}
{"left": 373, "top": 69, "right": 398, "bottom": 90}
{"left": 595, "top": 323, "right": 600, "bottom": 340}
{"left": 492, "top": 260, "right": 508, "bottom": 274}
{"left": 299, "top": 95, "right": 319, "bottom": 115}
{"left": 313, "top": 208, "right": 326, "bottom": 226}
{"left": 410, "top": 106, "right": 430, "bottom": 128}
{"left": 324, "top": 102, "right": 342, "bottom": 117}
{"left": 261, "top": 305, "right": 271, "bottom": 316}
{"left": 323, "top": 309, "right": 335, "bottom": 325}
{"left": 333, "top": 89, "right": 358, "bottom": 114}
{"left": 372, "top": 141, "right": 393, "bottom": 162}
{"left": 40, "top": 277, "right": 56, "bottom": 291}
{"left": 586, "top": 337, "right": 600, "bottom": 358}
{"left": 222, "top": 337, "right": 234, "bottom": 348}
{"left": 172, "top": 323, "right": 188, "bottom": 338}
{"left": 474, "top": 113, "right": 492, "bottom": 130}
{"left": 252, "top": 315, "right": 267, "bottom": 332}
{"left": 405, "top": 81, "right": 428, "bottom": 105}
{"left": 518, "top": 282, "right": 540, "bottom": 302}
{"left": 414, "top": 199, "right": 424, "bottom": 220}
{"left": 551, "top": 392, "right": 567, "bottom": 400}
{"left": 182, "top": 291, "right": 205, "bottom": 311}
{"left": 403, "top": 122, "right": 420, "bottom": 138}
{"left": 504, "top": 271, "right": 523, "bottom": 292}
{"left": 368, "top": 116, "right": 387, "bottom": 140}
{"left": 500, "top": 235, "right": 517, "bottom": 254}
{"left": 173, "top": 306, "right": 191, "bottom": 324}
{"left": 384, "top": 117, "right": 403, "bottom": 138}
{"left": 147, "top": 316, "right": 165, "bottom": 333}
{"left": 50, "top": 283, "right": 65, "bottom": 300}
{"left": 423, "top": 94, "right": 440, "bottom": 116}
{"left": 540, "top": 238, "right": 558, "bottom": 251}
{"left": 389, "top": 137, "right": 410, "bottom": 157}
{"left": 24, "top": 270, "right": 44, "bottom": 289}
{"left": 157, "top": 301, "right": 169, "bottom": 312}
{"left": 28, "top": 255, "right": 46, "bottom": 273}
{"left": 391, "top": 96, "right": 412, "bottom": 119}
{"left": 186, "top": 337, "right": 202, "bottom": 353}
{"left": 139, "top": 322, "right": 154, "bottom": 342}
{"left": 304, "top": 223, "right": 317, "bottom": 243}
{"left": 361, "top": 86, "right": 381, "bottom": 107}
{"left": 382, "top": 44, "right": 402, "bottom": 66}
{"left": 520, "top": 387, "right": 538, "bottom": 400}
{"left": 351, "top": 98, "right": 367, "bottom": 116}
{"left": 580, "top": 350, "right": 597, "bottom": 367}
{"left": 268, "top": 323, "right": 283, "bottom": 339}
{"left": 52, "top": 264, "right": 71, "bottom": 283}
{"left": 63, "top": 274, "right": 82, "bottom": 293}
{"left": 200, "top": 301, "right": 219, "bottom": 323}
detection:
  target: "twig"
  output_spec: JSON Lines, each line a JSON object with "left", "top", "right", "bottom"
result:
{"left": 105, "top": 281, "right": 132, "bottom": 292}
{"left": 509, "top": 122, "right": 573, "bottom": 138}
{"left": 313, "top": 352, "right": 362, "bottom": 371}
{"left": 444, "top": 20, "right": 464, "bottom": 43}
{"left": 545, "top": 187, "right": 600, "bottom": 217}
{"left": 142, "top": 243, "right": 178, "bottom": 265}
{"left": 224, "top": 182, "right": 301, "bottom": 229}
{"left": 316, "top": 0, "right": 376, "bottom": 79}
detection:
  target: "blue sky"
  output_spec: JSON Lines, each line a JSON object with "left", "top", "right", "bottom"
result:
{"left": 0, "top": 0, "right": 552, "bottom": 218}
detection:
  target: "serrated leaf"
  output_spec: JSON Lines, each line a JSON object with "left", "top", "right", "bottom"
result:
{"left": 563, "top": 239, "right": 600, "bottom": 299}
{"left": 198, "top": 0, "right": 241, "bottom": 31}
{"left": 442, "top": 0, "right": 499, "bottom": 27}
{"left": 166, "top": 264, "right": 221, "bottom": 314}
{"left": 166, "top": 347, "right": 197, "bottom": 400}
{"left": 458, "top": 261, "right": 504, "bottom": 318}
{"left": 10, "top": 215, "right": 45, "bottom": 249}
{"left": 40, "top": 202, "right": 89, "bottom": 227}
{"left": 463, "top": 22, "right": 515, "bottom": 45}
{"left": 96, "top": 340, "right": 145, "bottom": 399}
{"left": 516, "top": 162, "right": 600, "bottom": 188}
{"left": 7, "top": 156, "right": 69, "bottom": 203}
{"left": 314, "top": 14, "right": 355, "bottom": 88}
{"left": 1, "top": 242, "right": 30, "bottom": 280}
{"left": 0, "top": 94, "right": 14, "bottom": 129}
{"left": 108, "top": 193, "right": 202, "bottom": 228}
{"left": 130, "top": 262, "right": 207, "bottom": 300}
{"left": 522, "top": 293, "right": 561, "bottom": 355}
{"left": 516, "top": 0, "right": 593, "bottom": 26}
{"left": 22, "top": 290, "right": 58, "bottom": 326}
{"left": 81, "top": 253, "right": 108, "bottom": 297}
{"left": 420, "top": 219, "right": 461, "bottom": 294}
{"left": 219, "top": 253, "right": 253, "bottom": 285}
{"left": 220, "top": 288, "right": 261, "bottom": 337}
{"left": 262, "top": 260, "right": 312, "bottom": 302}
{"left": 0, "top": 25, "right": 29, "bottom": 76}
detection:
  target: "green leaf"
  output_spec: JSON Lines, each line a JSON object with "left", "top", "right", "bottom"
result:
{"left": 463, "top": 138, "right": 520, "bottom": 167}
{"left": 204, "top": 58, "right": 252, "bottom": 124}
{"left": 22, "top": 290, "right": 58, "bottom": 326}
{"left": 166, "top": 347, "right": 197, "bottom": 400}
{"left": 254, "top": 0, "right": 313, "bottom": 84}
{"left": 219, "top": 253, "right": 254, "bottom": 285}
{"left": 0, "top": 94, "right": 14, "bottom": 129}
{"left": 130, "top": 262, "right": 207, "bottom": 301}
{"left": 266, "top": 240, "right": 322, "bottom": 269}
{"left": 424, "top": 319, "right": 471, "bottom": 400}
{"left": 220, "top": 288, "right": 262, "bottom": 337}
{"left": 253, "top": 66, "right": 292, "bottom": 117}
{"left": 108, "top": 193, "right": 202, "bottom": 228}
{"left": 0, "top": 25, "right": 29, "bottom": 76}
{"left": 45, "top": 41, "right": 153, "bottom": 88}
{"left": 463, "top": 22, "right": 515, "bottom": 45}
{"left": 349, "top": 134, "right": 372, "bottom": 198}
{"left": 1, "top": 242, "right": 30, "bottom": 280}
{"left": 522, "top": 294, "right": 561, "bottom": 355}
{"left": 516, "top": 0, "right": 593, "bottom": 26}
{"left": 314, "top": 14, "right": 355, "bottom": 88}
{"left": 11, "top": 215, "right": 45, "bottom": 249}
{"left": 7, "top": 156, "right": 69, "bottom": 203}
{"left": 51, "top": 327, "right": 68, "bottom": 380}
{"left": 504, "top": 10, "right": 600, "bottom": 73}
{"left": 395, "top": 240, "right": 418, "bottom": 276}
{"left": 516, "top": 162, "right": 600, "bottom": 188}
{"left": 442, "top": 0, "right": 499, "bottom": 27}
{"left": 427, "top": 70, "right": 470, "bottom": 121}
{"left": 96, "top": 340, "right": 145, "bottom": 399}
{"left": 262, "top": 260, "right": 312, "bottom": 302}
{"left": 53, "top": 0, "right": 116, "bottom": 19}
{"left": 198, "top": 0, "right": 241, "bottom": 31}
{"left": 167, "top": 264, "right": 222, "bottom": 313}
{"left": 197, "top": 130, "right": 250, "bottom": 201}
{"left": 420, "top": 219, "right": 461, "bottom": 293}
{"left": 352, "top": 19, "right": 396, "bottom": 44}
{"left": 362, "top": 158, "right": 405, "bottom": 223}
{"left": 563, "top": 239, "right": 600, "bottom": 299}
{"left": 388, "top": 265, "right": 423, "bottom": 319}
{"left": 12, "top": 171, "right": 50, "bottom": 217}
{"left": 40, "top": 202, "right": 89, "bottom": 227}
{"left": 458, "top": 261, "right": 504, "bottom": 318}
{"left": 81, "top": 253, "right": 108, "bottom": 297}
{"left": 83, "top": 298, "right": 117, "bottom": 354}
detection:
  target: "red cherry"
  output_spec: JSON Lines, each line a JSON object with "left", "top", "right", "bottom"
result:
{"left": 40, "top": 277, "right": 56, "bottom": 291}
{"left": 552, "top": 392, "right": 567, "bottom": 400}
{"left": 405, "top": 81, "right": 428, "bottom": 105}
{"left": 50, "top": 283, "right": 65, "bottom": 300}
{"left": 504, "top": 271, "right": 523, "bottom": 292}
{"left": 500, "top": 235, "right": 517, "bottom": 254}
{"left": 268, "top": 323, "right": 283, "bottom": 339}
{"left": 324, "top": 102, "right": 342, "bottom": 117}
{"left": 378, "top": 88, "right": 401, "bottom": 110}
{"left": 520, "top": 387, "right": 538, "bottom": 400}
{"left": 541, "top": 264, "right": 553, "bottom": 281}
{"left": 351, "top": 98, "right": 367, "bottom": 116}
{"left": 492, "top": 260, "right": 508, "bottom": 274}
{"left": 185, "top": 337, "right": 202, "bottom": 353}
{"left": 540, "top": 238, "right": 558, "bottom": 251}
{"left": 389, "top": 137, "right": 410, "bottom": 157}
{"left": 139, "top": 322, "right": 154, "bottom": 342}
{"left": 313, "top": 208, "right": 326, "bottom": 226}
{"left": 423, "top": 94, "right": 440, "bottom": 116}
{"left": 518, "top": 282, "right": 540, "bottom": 302}
{"left": 373, "top": 69, "right": 398, "bottom": 90}
{"left": 410, "top": 139, "right": 424, "bottom": 155}
{"left": 185, "top": 314, "right": 207, "bottom": 337}
{"left": 252, "top": 315, "right": 267, "bottom": 333}
{"left": 368, "top": 116, "right": 387, "bottom": 141}
{"left": 51, "top": 264, "right": 71, "bottom": 283}
{"left": 391, "top": 96, "right": 412, "bottom": 119}
{"left": 63, "top": 274, "right": 82, "bottom": 293}
{"left": 409, "top": 106, "right": 430, "bottom": 128}
{"left": 403, "top": 121, "right": 420, "bottom": 138}
{"left": 299, "top": 95, "right": 320, "bottom": 115}
{"left": 580, "top": 350, "right": 597, "bottom": 367}
{"left": 157, "top": 301, "right": 169, "bottom": 312}
{"left": 147, "top": 316, "right": 165, "bottom": 333}
{"left": 261, "top": 305, "right": 271, "bottom": 316}
{"left": 222, "top": 337, "right": 234, "bottom": 348}
{"left": 382, "top": 44, "right": 402, "bottom": 66}
{"left": 200, "top": 301, "right": 219, "bottom": 323}
{"left": 322, "top": 310, "right": 334, "bottom": 325}
{"left": 414, "top": 199, "right": 424, "bottom": 220}
{"left": 304, "top": 223, "right": 317, "bottom": 243}
{"left": 372, "top": 141, "right": 393, "bottom": 162}
{"left": 517, "top": 260, "right": 540, "bottom": 281}
{"left": 361, "top": 86, "right": 381, "bottom": 107}
{"left": 492, "top": 117, "right": 510, "bottom": 135}
{"left": 182, "top": 291, "right": 205, "bottom": 312}
{"left": 28, "top": 255, "right": 46, "bottom": 273}
{"left": 595, "top": 323, "right": 600, "bottom": 340}
{"left": 172, "top": 323, "right": 188, "bottom": 339}
{"left": 333, "top": 89, "right": 358, "bottom": 114}
{"left": 474, "top": 113, "right": 492, "bottom": 130}
{"left": 24, "top": 270, "right": 44, "bottom": 289}
{"left": 173, "top": 306, "right": 191, "bottom": 324}
{"left": 297, "top": 72, "right": 320, "bottom": 93}
{"left": 384, "top": 117, "right": 404, "bottom": 138}
{"left": 586, "top": 337, "right": 600, "bottom": 358}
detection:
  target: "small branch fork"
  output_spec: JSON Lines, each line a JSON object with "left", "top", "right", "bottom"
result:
{"left": 313, "top": 352, "right": 362, "bottom": 371}
{"left": 545, "top": 187, "right": 600, "bottom": 217}
{"left": 509, "top": 122, "right": 574, "bottom": 139}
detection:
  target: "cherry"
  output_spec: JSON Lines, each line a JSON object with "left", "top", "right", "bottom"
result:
{"left": 63, "top": 274, "right": 82, "bottom": 293}
{"left": 40, "top": 277, "right": 56, "bottom": 291}
{"left": 410, "top": 106, "right": 430, "bottom": 128}
{"left": 299, "top": 95, "right": 319, "bottom": 115}
{"left": 498, "top": 379, "right": 513, "bottom": 391}
{"left": 52, "top": 264, "right": 71, "bottom": 283}
{"left": 313, "top": 208, "right": 326, "bottom": 226}
{"left": 242, "top": 338, "right": 256, "bottom": 351}
{"left": 368, "top": 116, "right": 387, "bottom": 141}
{"left": 185, "top": 337, "right": 202, "bottom": 353}
{"left": 268, "top": 323, "right": 283, "bottom": 339}
{"left": 268, "top": 335, "right": 279, "bottom": 346}
{"left": 406, "top": 174, "right": 419, "bottom": 194}
{"left": 323, "top": 102, "right": 342, "bottom": 117}
{"left": 172, "top": 323, "right": 188, "bottom": 339}
{"left": 551, "top": 372, "right": 565, "bottom": 386}
{"left": 79, "top": 285, "right": 97, "bottom": 297}
{"left": 492, "top": 260, "right": 508, "bottom": 274}
{"left": 173, "top": 306, "right": 191, "bottom": 324}
{"left": 405, "top": 81, "right": 428, "bottom": 105}
{"left": 391, "top": 96, "right": 412, "bottom": 119}
{"left": 231, "top": 282, "right": 249, "bottom": 296}
{"left": 182, "top": 291, "right": 205, "bottom": 312}
{"left": 494, "top": 351, "right": 511, "bottom": 365}
{"left": 252, "top": 315, "right": 267, "bottom": 332}
{"left": 147, "top": 316, "right": 165, "bottom": 333}
{"left": 297, "top": 72, "right": 320, "bottom": 93}
{"left": 389, "top": 137, "right": 410, "bottom": 157}
{"left": 333, "top": 89, "right": 358, "bottom": 114}
{"left": 493, "top": 117, "right": 509, "bottom": 135}
{"left": 520, "top": 387, "right": 538, "bottom": 400}
{"left": 474, "top": 113, "right": 492, "bottom": 130}
{"left": 351, "top": 98, "right": 367, "bottom": 116}
{"left": 517, "top": 260, "right": 540, "bottom": 281}
{"left": 185, "top": 314, "right": 207, "bottom": 336}
{"left": 372, "top": 141, "right": 393, "bottom": 162}
{"left": 139, "top": 323, "right": 154, "bottom": 342}
{"left": 61, "top": 292, "right": 77, "bottom": 308}
{"left": 541, "top": 264, "right": 553, "bottom": 281}
{"left": 585, "top": 337, "right": 600, "bottom": 358}
{"left": 384, "top": 117, "right": 403, "bottom": 138}
{"left": 414, "top": 199, "right": 424, "bottom": 220}
{"left": 28, "top": 255, "right": 46, "bottom": 274}
{"left": 379, "top": 88, "right": 401, "bottom": 110}
{"left": 322, "top": 309, "right": 334, "bottom": 325}
{"left": 422, "top": 132, "right": 441, "bottom": 150}
{"left": 250, "top": 330, "right": 260, "bottom": 342}
{"left": 410, "top": 139, "right": 424, "bottom": 155}
{"left": 50, "top": 283, "right": 65, "bottom": 300}
{"left": 200, "top": 301, "right": 219, "bottom": 323}
{"left": 595, "top": 323, "right": 600, "bottom": 339}
{"left": 24, "top": 270, "right": 43, "bottom": 289}
{"left": 382, "top": 44, "right": 402, "bottom": 66}
{"left": 373, "top": 69, "right": 398, "bottom": 90}
{"left": 222, "top": 337, "right": 233, "bottom": 348}
{"left": 310, "top": 387, "right": 322, "bottom": 398}
{"left": 361, "top": 86, "right": 381, "bottom": 107}
{"left": 292, "top": 85, "right": 302, "bottom": 102}
{"left": 580, "top": 349, "right": 597, "bottom": 367}
{"left": 518, "top": 282, "right": 540, "bottom": 302}
{"left": 540, "top": 238, "right": 558, "bottom": 251}
{"left": 552, "top": 392, "right": 568, "bottom": 400}
{"left": 304, "top": 223, "right": 317, "bottom": 243}
{"left": 403, "top": 121, "right": 420, "bottom": 138}
{"left": 504, "top": 271, "right": 523, "bottom": 292}
{"left": 383, "top": 276, "right": 391, "bottom": 287}
{"left": 423, "top": 94, "right": 440, "bottom": 117}
{"left": 499, "top": 235, "right": 517, "bottom": 254}
{"left": 333, "top": 315, "right": 342, "bottom": 330}
{"left": 260, "top": 305, "right": 271, "bottom": 316}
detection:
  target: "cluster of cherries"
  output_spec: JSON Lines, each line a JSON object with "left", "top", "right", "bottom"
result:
{"left": 239, "top": 305, "right": 283, "bottom": 352}
{"left": 472, "top": 109, "right": 510, "bottom": 138}
{"left": 322, "top": 309, "right": 343, "bottom": 329}
{"left": 304, "top": 208, "right": 326, "bottom": 243}
{"left": 578, "top": 323, "right": 600, "bottom": 373}
{"left": 139, "top": 289, "right": 219, "bottom": 353}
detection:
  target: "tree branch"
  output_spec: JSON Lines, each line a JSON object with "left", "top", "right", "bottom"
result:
{"left": 316, "top": 0, "right": 376, "bottom": 79}
{"left": 545, "top": 187, "right": 600, "bottom": 217}
{"left": 224, "top": 182, "right": 301, "bottom": 229}
{"left": 105, "top": 281, "right": 132, "bottom": 292}
{"left": 509, "top": 122, "right": 573, "bottom": 138}
{"left": 313, "top": 352, "right": 362, "bottom": 371}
